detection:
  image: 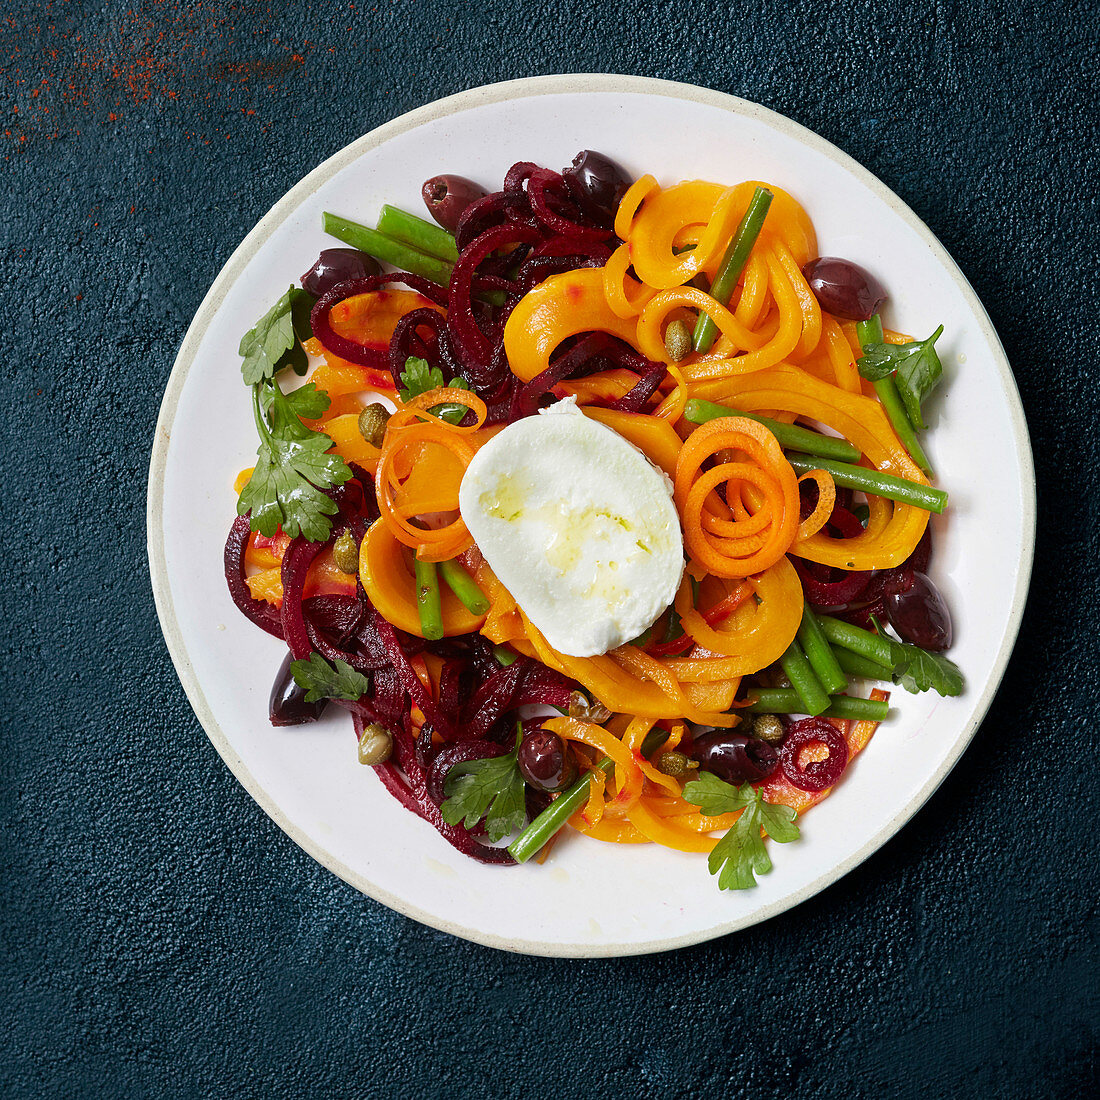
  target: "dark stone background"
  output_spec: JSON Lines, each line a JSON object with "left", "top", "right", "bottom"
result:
{"left": 2, "top": 1, "right": 1097, "bottom": 1096}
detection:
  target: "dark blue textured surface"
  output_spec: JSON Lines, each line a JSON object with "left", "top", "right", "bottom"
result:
{"left": 3, "top": 1, "right": 1098, "bottom": 1096}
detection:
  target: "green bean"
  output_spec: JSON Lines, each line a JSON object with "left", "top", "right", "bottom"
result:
{"left": 323, "top": 212, "right": 454, "bottom": 286}
{"left": 797, "top": 606, "right": 848, "bottom": 695}
{"left": 683, "top": 398, "right": 861, "bottom": 463}
{"left": 778, "top": 637, "right": 830, "bottom": 717}
{"left": 438, "top": 558, "right": 490, "bottom": 615}
{"left": 413, "top": 557, "right": 444, "bottom": 641}
{"left": 693, "top": 186, "right": 774, "bottom": 353}
{"left": 816, "top": 615, "right": 896, "bottom": 668}
{"left": 785, "top": 454, "right": 948, "bottom": 514}
{"left": 745, "top": 690, "right": 890, "bottom": 721}
{"left": 833, "top": 647, "right": 895, "bottom": 681}
{"left": 508, "top": 728, "right": 667, "bottom": 863}
{"left": 493, "top": 645, "right": 518, "bottom": 667}
{"left": 857, "top": 316, "right": 934, "bottom": 477}
{"left": 377, "top": 205, "right": 458, "bottom": 263}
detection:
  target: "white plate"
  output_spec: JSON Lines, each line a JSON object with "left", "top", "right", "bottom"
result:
{"left": 148, "top": 75, "right": 1035, "bottom": 957}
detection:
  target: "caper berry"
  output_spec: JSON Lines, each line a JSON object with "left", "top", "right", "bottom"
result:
{"left": 752, "top": 714, "right": 785, "bottom": 745}
{"left": 357, "top": 723, "right": 393, "bottom": 766}
{"left": 358, "top": 402, "right": 391, "bottom": 447}
{"left": 332, "top": 530, "right": 359, "bottom": 575}
{"left": 655, "top": 751, "right": 698, "bottom": 778}
{"left": 663, "top": 318, "right": 692, "bottom": 362}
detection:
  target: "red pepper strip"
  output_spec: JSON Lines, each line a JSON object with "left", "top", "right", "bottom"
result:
{"left": 701, "top": 583, "right": 753, "bottom": 626}
{"left": 648, "top": 631, "right": 696, "bottom": 658}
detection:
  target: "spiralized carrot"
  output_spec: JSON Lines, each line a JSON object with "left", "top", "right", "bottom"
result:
{"left": 375, "top": 389, "right": 488, "bottom": 561}
{"left": 674, "top": 415, "right": 800, "bottom": 577}
{"left": 613, "top": 173, "right": 658, "bottom": 241}
{"left": 796, "top": 469, "right": 837, "bottom": 540}
{"left": 652, "top": 361, "right": 687, "bottom": 422}
{"left": 603, "top": 242, "right": 657, "bottom": 319}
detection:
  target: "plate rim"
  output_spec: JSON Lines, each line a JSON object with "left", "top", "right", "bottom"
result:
{"left": 147, "top": 73, "right": 1037, "bottom": 957}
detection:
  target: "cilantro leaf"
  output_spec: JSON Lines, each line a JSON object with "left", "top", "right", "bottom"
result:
{"left": 857, "top": 326, "right": 945, "bottom": 430}
{"left": 237, "top": 381, "right": 352, "bottom": 542}
{"left": 290, "top": 652, "right": 370, "bottom": 702}
{"left": 239, "top": 287, "right": 314, "bottom": 384}
{"left": 682, "top": 774, "right": 800, "bottom": 891}
{"left": 398, "top": 356, "right": 472, "bottom": 425}
{"left": 890, "top": 642, "right": 964, "bottom": 696}
{"left": 440, "top": 730, "right": 526, "bottom": 843}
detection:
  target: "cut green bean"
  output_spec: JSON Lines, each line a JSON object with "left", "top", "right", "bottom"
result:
{"left": 508, "top": 758, "right": 614, "bottom": 862}
{"left": 693, "top": 186, "right": 774, "bottom": 353}
{"left": 834, "top": 647, "right": 895, "bottom": 681}
{"left": 778, "top": 637, "right": 830, "bottom": 717}
{"left": 323, "top": 212, "right": 454, "bottom": 286}
{"left": 377, "top": 205, "right": 458, "bottom": 263}
{"left": 508, "top": 728, "right": 667, "bottom": 863}
{"left": 493, "top": 644, "right": 518, "bottom": 667}
{"left": 413, "top": 557, "right": 444, "bottom": 641}
{"left": 797, "top": 606, "right": 848, "bottom": 695}
{"left": 684, "top": 398, "right": 861, "bottom": 463}
{"left": 438, "top": 558, "right": 490, "bottom": 615}
{"left": 857, "top": 316, "right": 934, "bottom": 477}
{"left": 785, "top": 454, "right": 948, "bottom": 514}
{"left": 745, "top": 690, "right": 890, "bottom": 721}
{"left": 816, "top": 615, "right": 896, "bottom": 668}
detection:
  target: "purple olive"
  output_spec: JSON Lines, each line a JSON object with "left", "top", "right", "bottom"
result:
{"left": 561, "top": 150, "right": 631, "bottom": 224}
{"left": 300, "top": 249, "right": 380, "bottom": 298}
{"left": 884, "top": 569, "right": 953, "bottom": 651}
{"left": 689, "top": 731, "right": 778, "bottom": 784}
{"left": 518, "top": 730, "right": 577, "bottom": 793}
{"left": 802, "top": 257, "right": 887, "bottom": 321}
{"left": 422, "top": 174, "right": 488, "bottom": 233}
{"left": 269, "top": 652, "right": 326, "bottom": 727}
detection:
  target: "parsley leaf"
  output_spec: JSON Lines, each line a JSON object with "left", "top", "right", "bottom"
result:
{"left": 890, "top": 642, "right": 964, "bottom": 696}
{"left": 857, "top": 326, "right": 945, "bottom": 430}
{"left": 398, "top": 356, "right": 471, "bottom": 425}
{"left": 239, "top": 286, "right": 315, "bottom": 384}
{"left": 290, "top": 652, "right": 370, "bottom": 702}
{"left": 237, "top": 381, "right": 352, "bottom": 541}
{"left": 397, "top": 356, "right": 442, "bottom": 401}
{"left": 440, "top": 727, "right": 526, "bottom": 843}
{"left": 682, "top": 772, "right": 800, "bottom": 891}
{"left": 868, "top": 614, "right": 965, "bottom": 697}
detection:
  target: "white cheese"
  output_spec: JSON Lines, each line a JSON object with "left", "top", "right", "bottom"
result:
{"left": 458, "top": 398, "right": 684, "bottom": 657}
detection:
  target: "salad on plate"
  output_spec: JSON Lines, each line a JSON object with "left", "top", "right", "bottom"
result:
{"left": 224, "top": 150, "right": 963, "bottom": 891}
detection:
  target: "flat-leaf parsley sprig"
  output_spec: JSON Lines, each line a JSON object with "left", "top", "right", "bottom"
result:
{"left": 440, "top": 725, "right": 527, "bottom": 843}
{"left": 235, "top": 287, "right": 352, "bottom": 542}
{"left": 681, "top": 772, "right": 800, "bottom": 890}
{"left": 290, "top": 652, "right": 371, "bottom": 702}
{"left": 239, "top": 287, "right": 315, "bottom": 384}
{"left": 398, "top": 356, "right": 472, "bottom": 425}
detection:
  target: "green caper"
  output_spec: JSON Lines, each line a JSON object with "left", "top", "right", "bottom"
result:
{"left": 357, "top": 402, "right": 391, "bottom": 447}
{"left": 332, "top": 530, "right": 359, "bottom": 575}
{"left": 663, "top": 318, "right": 692, "bottom": 362}
{"left": 752, "top": 714, "right": 785, "bottom": 745}
{"left": 357, "top": 723, "right": 393, "bottom": 766}
{"left": 655, "top": 750, "right": 698, "bottom": 777}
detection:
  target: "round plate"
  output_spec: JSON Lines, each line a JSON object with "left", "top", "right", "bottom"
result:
{"left": 148, "top": 75, "right": 1035, "bottom": 957}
